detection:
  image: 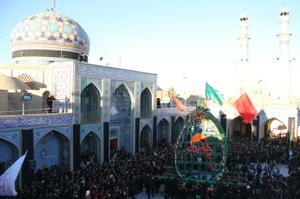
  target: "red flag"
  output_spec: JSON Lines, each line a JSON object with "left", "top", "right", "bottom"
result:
{"left": 172, "top": 96, "right": 185, "bottom": 112}
{"left": 234, "top": 93, "right": 257, "bottom": 123}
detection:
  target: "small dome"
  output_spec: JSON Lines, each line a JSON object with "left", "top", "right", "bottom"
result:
{"left": 10, "top": 10, "right": 90, "bottom": 60}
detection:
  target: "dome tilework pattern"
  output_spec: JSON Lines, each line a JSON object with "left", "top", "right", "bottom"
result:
{"left": 10, "top": 10, "right": 90, "bottom": 55}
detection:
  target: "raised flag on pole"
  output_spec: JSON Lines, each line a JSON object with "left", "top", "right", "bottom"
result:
{"left": 233, "top": 93, "right": 257, "bottom": 123}
{"left": 0, "top": 152, "right": 27, "bottom": 196}
{"left": 205, "top": 82, "right": 223, "bottom": 106}
{"left": 172, "top": 96, "right": 185, "bottom": 112}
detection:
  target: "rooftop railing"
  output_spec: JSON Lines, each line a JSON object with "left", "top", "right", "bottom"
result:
{"left": 0, "top": 98, "right": 72, "bottom": 116}
{"left": 157, "top": 99, "right": 198, "bottom": 109}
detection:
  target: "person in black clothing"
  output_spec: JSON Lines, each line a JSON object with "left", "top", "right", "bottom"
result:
{"left": 47, "top": 95, "right": 56, "bottom": 113}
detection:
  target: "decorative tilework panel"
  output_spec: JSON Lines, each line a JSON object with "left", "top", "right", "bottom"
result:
{"left": 140, "top": 119, "right": 153, "bottom": 131}
{"left": 53, "top": 69, "right": 71, "bottom": 100}
{"left": 80, "top": 124, "right": 102, "bottom": 144}
{"left": 141, "top": 83, "right": 154, "bottom": 94}
{"left": 81, "top": 77, "right": 102, "bottom": 94}
{"left": 0, "top": 114, "right": 73, "bottom": 130}
{"left": 76, "top": 63, "right": 157, "bottom": 83}
{"left": 111, "top": 80, "right": 134, "bottom": 97}
{"left": 0, "top": 130, "right": 21, "bottom": 148}
{"left": 34, "top": 126, "right": 72, "bottom": 147}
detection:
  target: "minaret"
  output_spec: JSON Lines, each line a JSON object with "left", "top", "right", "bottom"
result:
{"left": 277, "top": 7, "right": 292, "bottom": 62}
{"left": 238, "top": 13, "right": 250, "bottom": 62}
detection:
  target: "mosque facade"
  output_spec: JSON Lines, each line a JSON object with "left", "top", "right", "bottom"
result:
{"left": 0, "top": 8, "right": 185, "bottom": 185}
{"left": 1, "top": 4, "right": 299, "bottom": 186}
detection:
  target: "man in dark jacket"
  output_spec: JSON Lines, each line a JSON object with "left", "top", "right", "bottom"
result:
{"left": 47, "top": 95, "right": 56, "bottom": 113}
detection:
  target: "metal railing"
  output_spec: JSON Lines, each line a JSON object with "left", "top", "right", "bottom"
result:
{"left": 0, "top": 99, "right": 72, "bottom": 116}
{"left": 157, "top": 99, "right": 199, "bottom": 109}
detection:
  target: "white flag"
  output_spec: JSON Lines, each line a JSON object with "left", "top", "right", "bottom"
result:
{"left": 0, "top": 152, "right": 27, "bottom": 196}
{"left": 110, "top": 106, "right": 119, "bottom": 116}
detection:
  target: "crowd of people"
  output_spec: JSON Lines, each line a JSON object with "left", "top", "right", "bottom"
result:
{"left": 211, "top": 137, "right": 300, "bottom": 198}
{"left": 17, "top": 144, "right": 174, "bottom": 199}
{"left": 7, "top": 136, "right": 300, "bottom": 199}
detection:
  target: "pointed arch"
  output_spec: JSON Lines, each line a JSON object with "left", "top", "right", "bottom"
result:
{"left": 140, "top": 125, "right": 152, "bottom": 148}
{"left": 173, "top": 117, "right": 185, "bottom": 143}
{"left": 140, "top": 88, "right": 152, "bottom": 119}
{"left": 110, "top": 84, "right": 132, "bottom": 152}
{"left": 113, "top": 83, "right": 134, "bottom": 103}
{"left": 80, "top": 131, "right": 101, "bottom": 161}
{"left": 264, "top": 118, "right": 287, "bottom": 138}
{"left": 228, "top": 116, "right": 252, "bottom": 139}
{"left": 157, "top": 119, "right": 170, "bottom": 143}
{"left": 35, "top": 130, "right": 70, "bottom": 170}
{"left": 0, "top": 138, "right": 19, "bottom": 174}
{"left": 81, "top": 83, "right": 101, "bottom": 124}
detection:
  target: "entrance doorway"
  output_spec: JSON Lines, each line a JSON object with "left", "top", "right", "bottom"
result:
{"left": 110, "top": 138, "right": 118, "bottom": 158}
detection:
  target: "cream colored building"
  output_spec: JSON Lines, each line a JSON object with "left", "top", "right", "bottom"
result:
{"left": 224, "top": 7, "right": 299, "bottom": 140}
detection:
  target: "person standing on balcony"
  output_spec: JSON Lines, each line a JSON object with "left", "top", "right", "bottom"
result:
{"left": 47, "top": 95, "right": 56, "bottom": 113}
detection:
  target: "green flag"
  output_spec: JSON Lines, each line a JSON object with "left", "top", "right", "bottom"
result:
{"left": 205, "top": 82, "right": 223, "bottom": 106}
{"left": 196, "top": 97, "right": 201, "bottom": 109}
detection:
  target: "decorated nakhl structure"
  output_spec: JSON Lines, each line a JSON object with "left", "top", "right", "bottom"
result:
{"left": 0, "top": 4, "right": 182, "bottom": 185}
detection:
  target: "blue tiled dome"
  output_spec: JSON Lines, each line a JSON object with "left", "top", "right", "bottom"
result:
{"left": 10, "top": 10, "right": 90, "bottom": 55}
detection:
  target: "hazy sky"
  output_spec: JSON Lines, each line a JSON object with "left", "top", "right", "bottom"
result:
{"left": 0, "top": 0, "right": 299, "bottom": 96}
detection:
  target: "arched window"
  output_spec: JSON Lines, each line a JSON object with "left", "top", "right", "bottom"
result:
{"left": 110, "top": 84, "right": 132, "bottom": 152}
{"left": 81, "top": 84, "right": 101, "bottom": 123}
{"left": 157, "top": 119, "right": 170, "bottom": 144}
{"left": 173, "top": 117, "right": 184, "bottom": 143}
{"left": 140, "top": 88, "right": 152, "bottom": 118}
{"left": 140, "top": 125, "right": 151, "bottom": 148}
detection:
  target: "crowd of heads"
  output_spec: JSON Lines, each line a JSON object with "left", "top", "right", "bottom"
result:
{"left": 210, "top": 137, "right": 300, "bottom": 198}
{"left": 17, "top": 144, "right": 174, "bottom": 199}
{"left": 7, "top": 136, "right": 300, "bottom": 199}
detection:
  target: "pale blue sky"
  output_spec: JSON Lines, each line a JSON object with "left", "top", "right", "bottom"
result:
{"left": 0, "top": 0, "right": 299, "bottom": 95}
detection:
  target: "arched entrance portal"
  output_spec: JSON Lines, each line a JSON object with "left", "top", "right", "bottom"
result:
{"left": 157, "top": 119, "right": 170, "bottom": 144}
{"left": 140, "top": 125, "right": 151, "bottom": 148}
{"left": 81, "top": 83, "right": 101, "bottom": 123}
{"left": 81, "top": 132, "right": 100, "bottom": 162}
{"left": 35, "top": 131, "right": 69, "bottom": 170}
{"left": 110, "top": 84, "right": 132, "bottom": 152}
{"left": 173, "top": 117, "right": 185, "bottom": 143}
{"left": 230, "top": 116, "right": 252, "bottom": 139}
{"left": 264, "top": 118, "right": 287, "bottom": 138}
{"left": 0, "top": 139, "right": 18, "bottom": 174}
{"left": 140, "top": 88, "right": 152, "bottom": 119}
